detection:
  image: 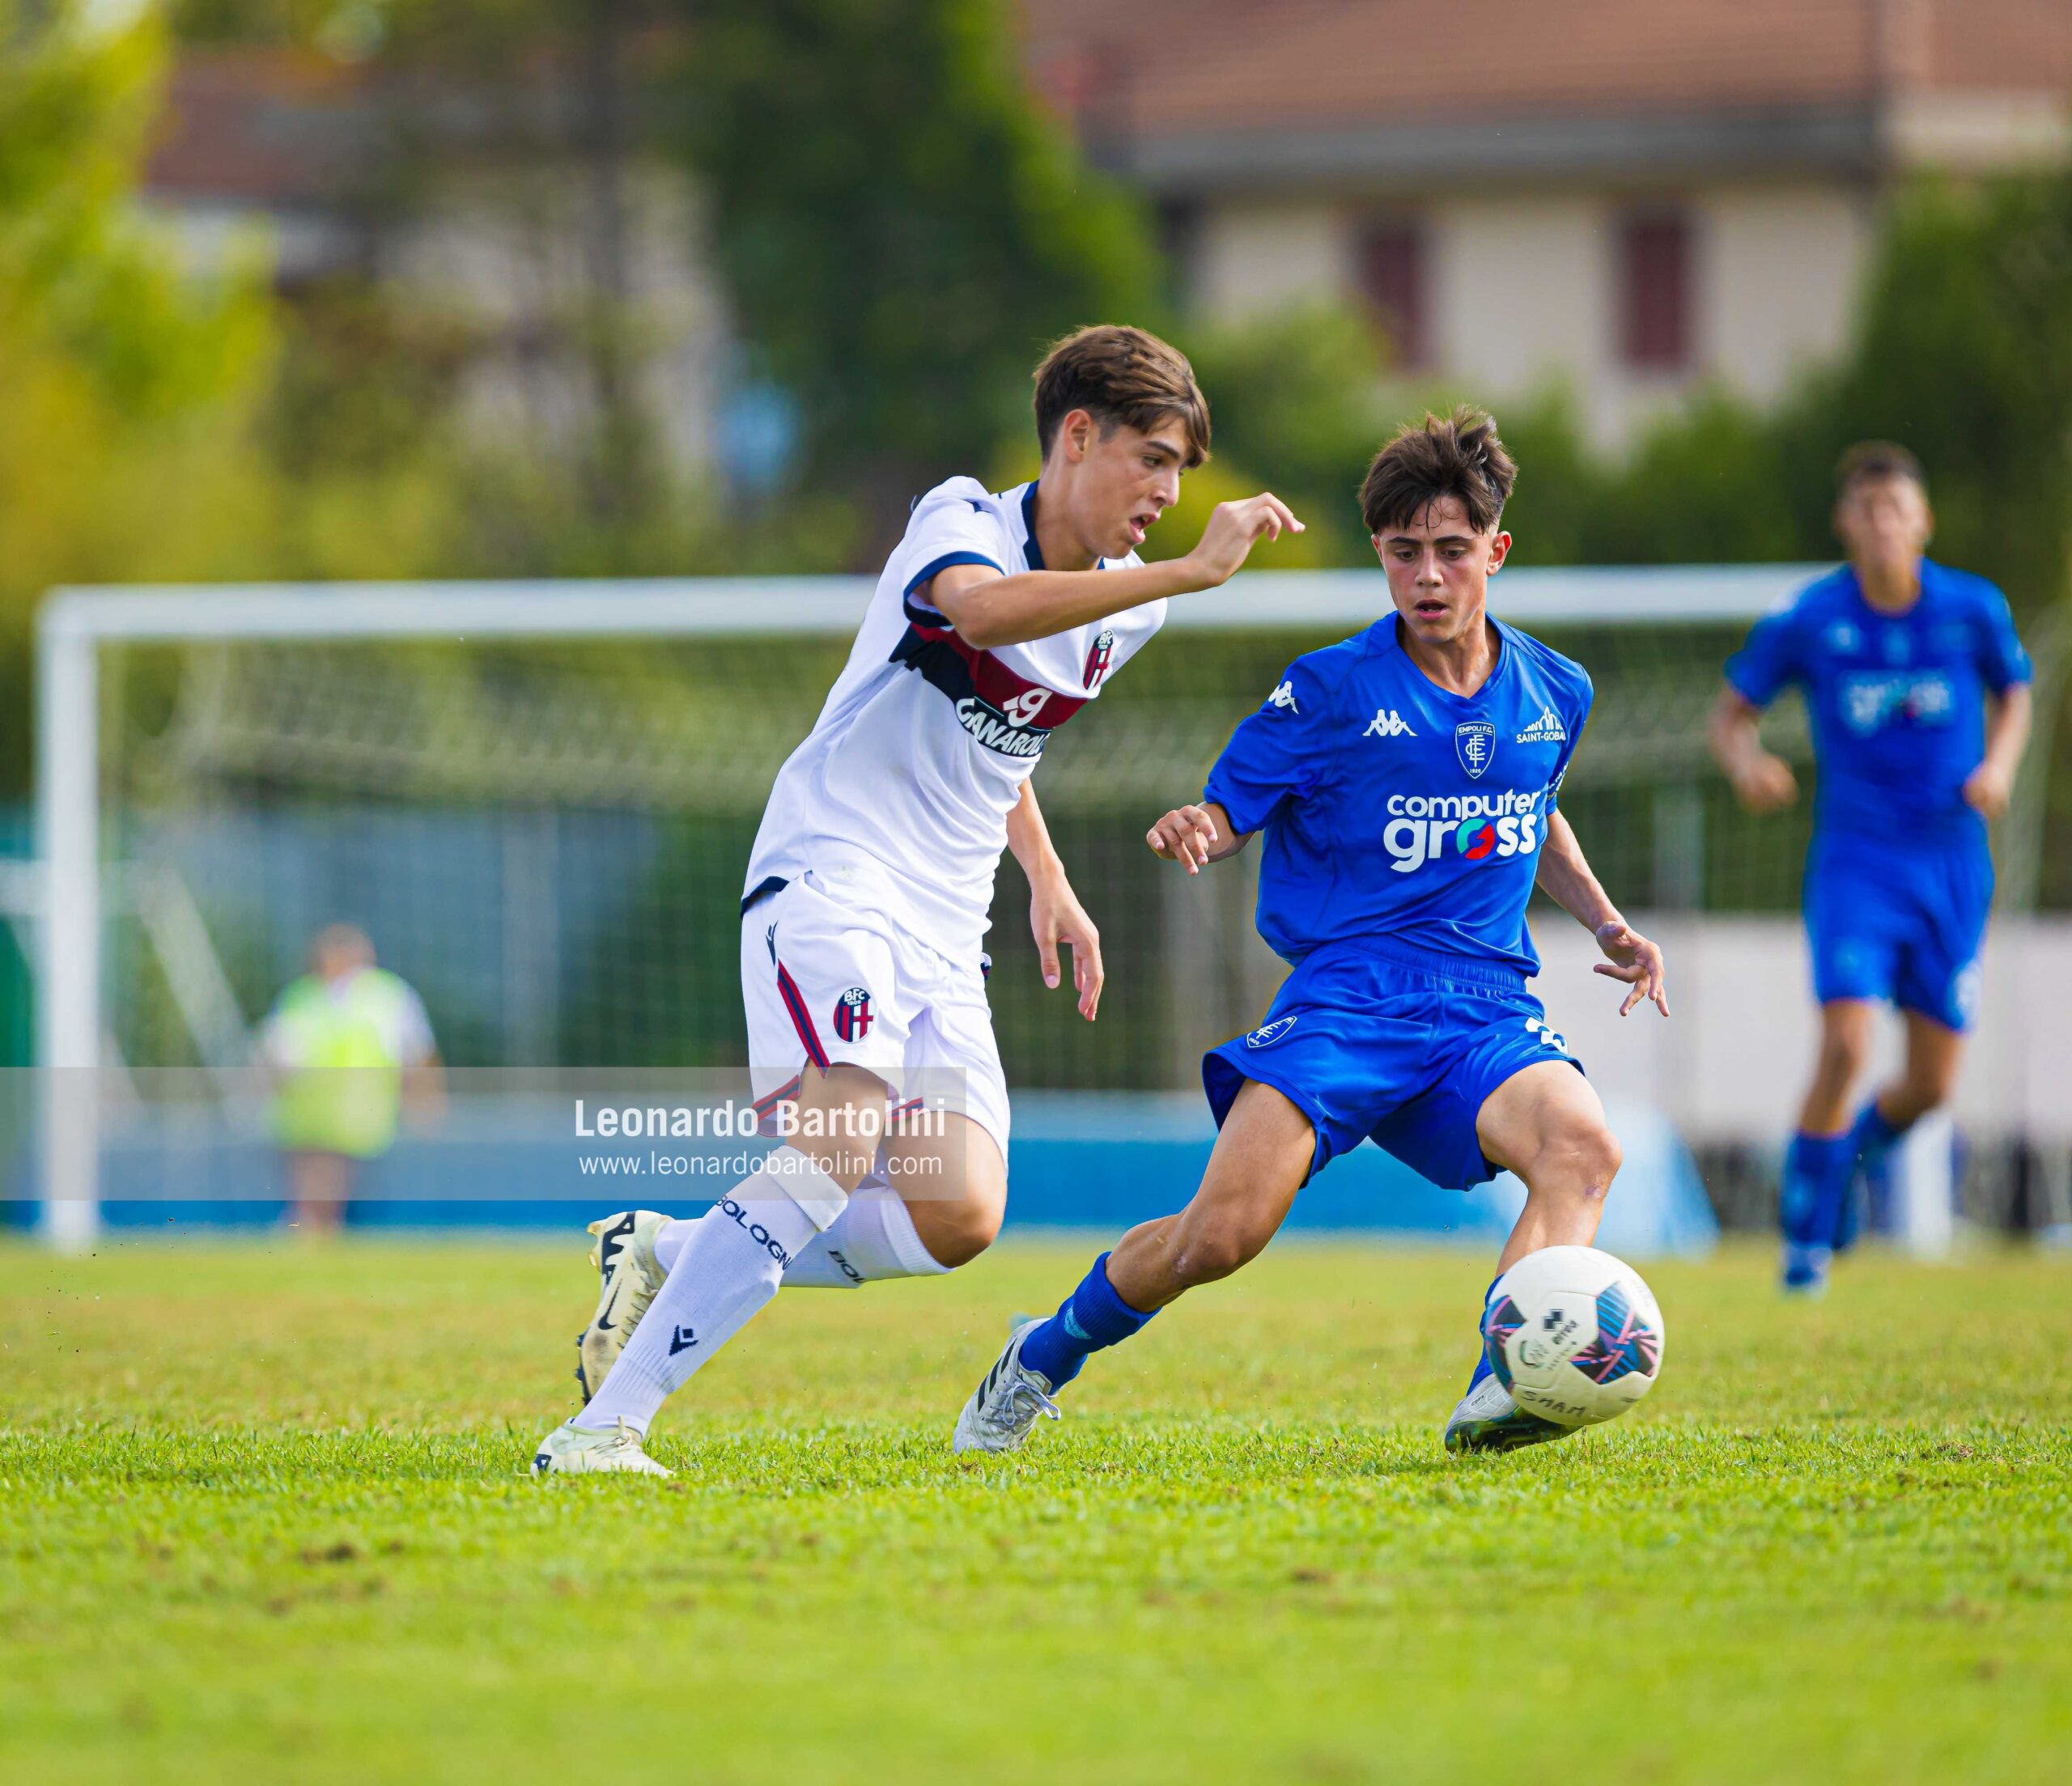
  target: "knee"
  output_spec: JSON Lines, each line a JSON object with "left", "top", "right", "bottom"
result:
{"left": 898, "top": 1169, "right": 1005, "bottom": 1271}
{"left": 1815, "top": 1029, "right": 1870, "bottom": 1086}
{"left": 920, "top": 1200, "right": 1001, "bottom": 1270}
{"left": 1170, "top": 1219, "right": 1265, "bottom": 1288}
{"left": 1528, "top": 1118, "right": 1622, "bottom": 1203}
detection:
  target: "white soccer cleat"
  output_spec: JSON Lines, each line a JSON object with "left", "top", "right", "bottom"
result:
{"left": 1442, "top": 1372, "right": 1572, "bottom": 1455}
{"left": 951, "top": 1317, "right": 1062, "bottom": 1455}
{"left": 530, "top": 1418, "right": 673, "bottom": 1479}
{"left": 575, "top": 1209, "right": 669, "bottom": 1403}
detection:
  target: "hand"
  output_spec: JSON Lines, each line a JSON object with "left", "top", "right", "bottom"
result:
{"left": 1182, "top": 494, "right": 1304, "bottom": 588}
{"left": 1730, "top": 751, "right": 1798, "bottom": 814}
{"left": 1592, "top": 918, "right": 1670, "bottom": 1017}
{"left": 1030, "top": 868, "right": 1104, "bottom": 1021}
{"left": 1146, "top": 804, "right": 1221, "bottom": 875}
{"left": 1964, "top": 759, "right": 2015, "bottom": 820}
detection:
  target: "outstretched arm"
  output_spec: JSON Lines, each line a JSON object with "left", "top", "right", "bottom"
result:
{"left": 1007, "top": 780, "right": 1104, "bottom": 1020}
{"left": 1145, "top": 800, "right": 1252, "bottom": 875}
{"left": 1536, "top": 812, "right": 1670, "bottom": 1017}
{"left": 929, "top": 496, "right": 1302, "bottom": 647}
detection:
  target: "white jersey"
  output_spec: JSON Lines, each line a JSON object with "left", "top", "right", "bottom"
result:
{"left": 745, "top": 477, "right": 1166, "bottom": 957}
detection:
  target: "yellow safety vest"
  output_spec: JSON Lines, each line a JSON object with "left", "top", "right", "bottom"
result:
{"left": 267, "top": 969, "right": 421, "bottom": 1158}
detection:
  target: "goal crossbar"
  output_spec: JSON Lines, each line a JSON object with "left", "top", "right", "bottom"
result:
{"left": 32, "top": 562, "right": 1824, "bottom": 1246}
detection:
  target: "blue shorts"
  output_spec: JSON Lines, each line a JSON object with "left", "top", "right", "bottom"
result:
{"left": 1202, "top": 937, "right": 1582, "bottom": 1193}
{"left": 1805, "top": 834, "right": 1990, "bottom": 1032}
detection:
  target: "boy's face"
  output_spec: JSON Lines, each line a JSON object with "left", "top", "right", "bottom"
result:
{"left": 1372, "top": 497, "right": 1511, "bottom": 648}
{"left": 1834, "top": 474, "right": 1931, "bottom": 575}
{"left": 1051, "top": 411, "right": 1189, "bottom": 558}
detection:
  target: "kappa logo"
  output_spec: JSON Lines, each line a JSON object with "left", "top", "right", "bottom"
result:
{"left": 1364, "top": 708, "right": 1416, "bottom": 738}
{"left": 1526, "top": 1016, "right": 1568, "bottom": 1055}
{"left": 833, "top": 986, "right": 873, "bottom": 1042}
{"left": 1267, "top": 679, "right": 1299, "bottom": 713}
{"left": 1454, "top": 721, "right": 1497, "bottom": 778}
{"left": 1246, "top": 1016, "right": 1297, "bottom": 1049}
{"left": 1514, "top": 706, "right": 1567, "bottom": 744}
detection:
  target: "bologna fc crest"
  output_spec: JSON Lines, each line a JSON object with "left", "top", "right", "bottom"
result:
{"left": 833, "top": 986, "right": 873, "bottom": 1041}
{"left": 1454, "top": 720, "right": 1496, "bottom": 779}
{"left": 1083, "top": 626, "right": 1116, "bottom": 692}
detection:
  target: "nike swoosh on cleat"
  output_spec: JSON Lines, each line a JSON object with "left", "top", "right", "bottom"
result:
{"left": 593, "top": 1281, "right": 622, "bottom": 1332}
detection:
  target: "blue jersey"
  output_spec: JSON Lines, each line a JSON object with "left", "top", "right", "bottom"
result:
{"left": 1204, "top": 615, "right": 1593, "bottom": 976}
{"left": 1724, "top": 560, "right": 2030, "bottom": 844}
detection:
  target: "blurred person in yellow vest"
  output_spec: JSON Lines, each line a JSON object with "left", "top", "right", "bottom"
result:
{"left": 258, "top": 924, "right": 444, "bottom": 1233}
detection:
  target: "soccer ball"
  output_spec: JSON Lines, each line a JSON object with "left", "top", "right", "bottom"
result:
{"left": 1481, "top": 1245, "right": 1665, "bottom": 1430}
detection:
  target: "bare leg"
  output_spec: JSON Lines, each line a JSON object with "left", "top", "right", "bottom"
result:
{"left": 1475, "top": 1061, "right": 1623, "bottom": 1275}
{"left": 1796, "top": 999, "right": 1875, "bottom": 1136}
{"left": 1105, "top": 1079, "right": 1316, "bottom": 1312}
{"left": 885, "top": 1113, "right": 1006, "bottom": 1268}
{"left": 287, "top": 1151, "right": 354, "bottom": 1234}
{"left": 1874, "top": 1010, "right": 1964, "bottom": 1131}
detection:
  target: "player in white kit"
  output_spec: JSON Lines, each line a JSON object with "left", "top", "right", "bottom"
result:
{"left": 533, "top": 325, "right": 1304, "bottom": 1475}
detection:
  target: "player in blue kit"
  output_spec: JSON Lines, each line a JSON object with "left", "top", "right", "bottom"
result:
{"left": 1709, "top": 443, "right": 2032, "bottom": 1294}
{"left": 952, "top": 408, "right": 1670, "bottom": 1457}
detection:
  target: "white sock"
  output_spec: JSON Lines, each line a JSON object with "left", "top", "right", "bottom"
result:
{"left": 785, "top": 1184, "right": 949, "bottom": 1287}
{"left": 574, "top": 1146, "right": 844, "bottom": 1433}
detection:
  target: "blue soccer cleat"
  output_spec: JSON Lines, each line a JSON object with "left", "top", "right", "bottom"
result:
{"left": 1781, "top": 1241, "right": 1832, "bottom": 1296}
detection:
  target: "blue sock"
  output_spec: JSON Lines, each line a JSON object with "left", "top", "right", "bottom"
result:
{"left": 1849, "top": 1100, "right": 1908, "bottom": 1169}
{"left": 1836, "top": 1104, "right": 1912, "bottom": 1253}
{"left": 1464, "top": 1273, "right": 1505, "bottom": 1394}
{"left": 1781, "top": 1131, "right": 1853, "bottom": 1246}
{"left": 1017, "top": 1253, "right": 1155, "bottom": 1390}
{"left": 1852, "top": 1100, "right": 1910, "bottom": 1240}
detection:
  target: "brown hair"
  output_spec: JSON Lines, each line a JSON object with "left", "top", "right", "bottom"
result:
{"left": 1033, "top": 325, "right": 1210, "bottom": 468}
{"left": 1836, "top": 439, "right": 1926, "bottom": 498}
{"left": 1361, "top": 406, "right": 1518, "bottom": 536}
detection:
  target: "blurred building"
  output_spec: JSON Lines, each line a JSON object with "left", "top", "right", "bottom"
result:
{"left": 142, "top": 6, "right": 2072, "bottom": 467}
{"left": 142, "top": 46, "right": 729, "bottom": 475}
{"left": 1027, "top": 0, "right": 2072, "bottom": 445}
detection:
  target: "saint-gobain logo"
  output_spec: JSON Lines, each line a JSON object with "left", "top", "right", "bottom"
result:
{"left": 1454, "top": 721, "right": 1496, "bottom": 779}
{"left": 1246, "top": 1016, "right": 1297, "bottom": 1049}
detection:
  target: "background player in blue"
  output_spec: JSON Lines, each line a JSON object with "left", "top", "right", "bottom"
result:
{"left": 1709, "top": 443, "right": 2032, "bottom": 1294}
{"left": 953, "top": 408, "right": 1671, "bottom": 1457}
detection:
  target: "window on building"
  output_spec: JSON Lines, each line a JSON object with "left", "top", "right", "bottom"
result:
{"left": 1619, "top": 211, "right": 1693, "bottom": 372}
{"left": 1358, "top": 218, "right": 1428, "bottom": 371}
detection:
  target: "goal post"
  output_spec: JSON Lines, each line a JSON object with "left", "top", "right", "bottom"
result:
{"left": 38, "top": 561, "right": 2036, "bottom": 1250}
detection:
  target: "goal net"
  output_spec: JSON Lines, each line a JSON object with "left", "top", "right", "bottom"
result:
{"left": 26, "top": 566, "right": 2059, "bottom": 1242}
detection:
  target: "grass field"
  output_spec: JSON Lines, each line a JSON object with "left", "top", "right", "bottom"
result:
{"left": 2, "top": 1233, "right": 2069, "bottom": 1784}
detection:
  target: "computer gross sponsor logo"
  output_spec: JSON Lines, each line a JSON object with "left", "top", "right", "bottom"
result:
{"left": 1383, "top": 789, "right": 1544, "bottom": 874}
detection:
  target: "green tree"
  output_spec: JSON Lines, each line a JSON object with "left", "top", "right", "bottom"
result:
{"left": 683, "top": 0, "right": 1161, "bottom": 498}
{"left": 0, "top": 0, "right": 274, "bottom": 787}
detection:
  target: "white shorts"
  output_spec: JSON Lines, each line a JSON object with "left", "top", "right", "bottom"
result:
{"left": 741, "top": 869, "right": 1011, "bottom": 1160}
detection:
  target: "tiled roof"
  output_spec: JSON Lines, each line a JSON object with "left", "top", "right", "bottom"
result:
{"left": 145, "top": 49, "right": 369, "bottom": 204}
{"left": 1025, "top": 0, "right": 2071, "bottom": 149}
